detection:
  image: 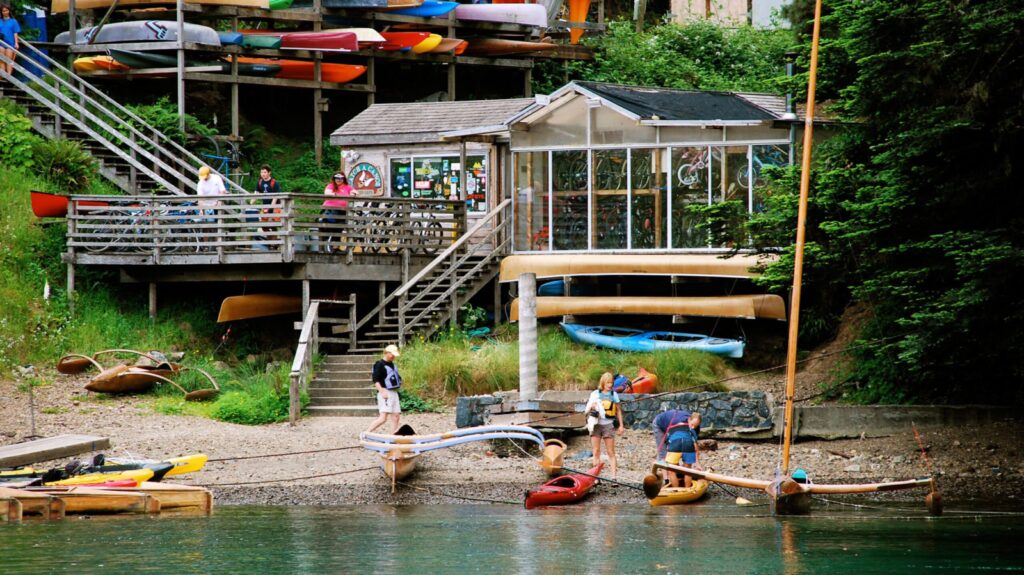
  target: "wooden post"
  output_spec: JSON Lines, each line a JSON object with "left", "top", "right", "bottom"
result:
{"left": 654, "top": 149, "right": 662, "bottom": 248}
{"left": 366, "top": 57, "right": 375, "bottom": 106}
{"left": 348, "top": 293, "right": 357, "bottom": 349}
{"left": 148, "top": 283, "right": 157, "bottom": 320}
{"left": 66, "top": 262, "right": 75, "bottom": 316}
{"left": 635, "top": 0, "right": 647, "bottom": 32}
{"left": 493, "top": 279, "right": 501, "bottom": 325}
{"left": 449, "top": 250, "right": 458, "bottom": 329}
{"left": 302, "top": 279, "right": 310, "bottom": 317}
{"left": 231, "top": 16, "right": 239, "bottom": 139}
{"left": 459, "top": 141, "right": 467, "bottom": 202}
{"left": 524, "top": 68, "right": 532, "bottom": 97}
{"left": 176, "top": 0, "right": 185, "bottom": 132}
{"left": 314, "top": 0, "right": 323, "bottom": 165}
{"left": 68, "top": 0, "right": 76, "bottom": 70}
{"left": 518, "top": 273, "right": 538, "bottom": 400}
{"left": 66, "top": 199, "right": 76, "bottom": 315}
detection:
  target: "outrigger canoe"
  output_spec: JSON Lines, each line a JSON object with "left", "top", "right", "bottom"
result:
{"left": 524, "top": 463, "right": 602, "bottom": 509}
{"left": 217, "top": 294, "right": 303, "bottom": 322}
{"left": 510, "top": 295, "right": 787, "bottom": 321}
{"left": 561, "top": 323, "right": 746, "bottom": 358}
{"left": 379, "top": 424, "right": 419, "bottom": 481}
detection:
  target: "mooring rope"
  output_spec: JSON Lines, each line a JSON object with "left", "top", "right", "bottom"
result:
{"left": 206, "top": 445, "right": 363, "bottom": 463}
{"left": 194, "top": 465, "right": 378, "bottom": 487}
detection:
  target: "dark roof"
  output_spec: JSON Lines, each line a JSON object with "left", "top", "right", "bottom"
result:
{"left": 331, "top": 98, "right": 534, "bottom": 146}
{"left": 575, "top": 81, "right": 777, "bottom": 122}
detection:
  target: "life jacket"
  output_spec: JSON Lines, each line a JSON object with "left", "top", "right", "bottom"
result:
{"left": 600, "top": 395, "right": 617, "bottom": 418}
{"left": 256, "top": 178, "right": 278, "bottom": 194}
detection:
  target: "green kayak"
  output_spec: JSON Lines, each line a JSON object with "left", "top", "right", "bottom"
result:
{"left": 241, "top": 35, "right": 282, "bottom": 49}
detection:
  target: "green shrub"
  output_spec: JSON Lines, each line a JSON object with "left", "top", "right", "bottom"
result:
{"left": 32, "top": 139, "right": 96, "bottom": 188}
{"left": 399, "top": 389, "right": 443, "bottom": 413}
{"left": 0, "top": 99, "right": 41, "bottom": 169}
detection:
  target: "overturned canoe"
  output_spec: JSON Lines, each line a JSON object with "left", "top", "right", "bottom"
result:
{"left": 510, "top": 295, "right": 786, "bottom": 321}
{"left": 453, "top": 3, "right": 548, "bottom": 27}
{"left": 463, "top": 38, "right": 557, "bottom": 56}
{"left": 54, "top": 21, "right": 222, "bottom": 46}
{"left": 499, "top": 253, "right": 775, "bottom": 281}
{"left": 525, "top": 463, "right": 602, "bottom": 509}
{"left": 561, "top": 323, "right": 746, "bottom": 358}
{"left": 217, "top": 294, "right": 303, "bottom": 322}
{"left": 50, "top": 0, "right": 283, "bottom": 13}
{"left": 31, "top": 191, "right": 108, "bottom": 218}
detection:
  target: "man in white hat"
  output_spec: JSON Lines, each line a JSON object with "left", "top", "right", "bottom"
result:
{"left": 365, "top": 344, "right": 402, "bottom": 434}
{"left": 196, "top": 166, "right": 226, "bottom": 248}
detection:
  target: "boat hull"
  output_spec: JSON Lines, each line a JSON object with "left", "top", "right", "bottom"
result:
{"left": 648, "top": 479, "right": 709, "bottom": 506}
{"left": 525, "top": 463, "right": 602, "bottom": 509}
{"left": 453, "top": 4, "right": 548, "bottom": 27}
{"left": 54, "top": 21, "right": 222, "bottom": 46}
{"left": 511, "top": 295, "right": 786, "bottom": 321}
{"left": 500, "top": 253, "right": 775, "bottom": 281}
{"left": 234, "top": 59, "right": 367, "bottom": 83}
{"left": 387, "top": 1, "right": 457, "bottom": 17}
{"left": 217, "top": 294, "right": 303, "bottom": 322}
{"left": 31, "top": 191, "right": 108, "bottom": 218}
{"left": 539, "top": 439, "right": 566, "bottom": 476}
{"left": 85, "top": 364, "right": 175, "bottom": 393}
{"left": 463, "top": 39, "right": 557, "bottom": 56}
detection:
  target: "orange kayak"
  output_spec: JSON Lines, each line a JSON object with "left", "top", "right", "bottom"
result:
{"left": 568, "top": 0, "right": 591, "bottom": 44}
{"left": 236, "top": 57, "right": 366, "bottom": 83}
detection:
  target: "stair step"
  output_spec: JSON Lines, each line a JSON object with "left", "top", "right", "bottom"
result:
{"left": 313, "top": 373, "right": 371, "bottom": 383}
{"left": 307, "top": 405, "right": 379, "bottom": 417}
{"left": 308, "top": 396, "right": 377, "bottom": 406}
{"left": 308, "top": 387, "right": 374, "bottom": 397}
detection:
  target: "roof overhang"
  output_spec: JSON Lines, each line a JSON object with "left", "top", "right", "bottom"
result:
{"left": 639, "top": 120, "right": 768, "bottom": 127}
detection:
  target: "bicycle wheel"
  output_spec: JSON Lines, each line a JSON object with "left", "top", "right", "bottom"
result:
{"left": 417, "top": 220, "right": 444, "bottom": 255}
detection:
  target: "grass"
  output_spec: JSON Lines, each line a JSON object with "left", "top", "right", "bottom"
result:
{"left": 399, "top": 325, "right": 730, "bottom": 401}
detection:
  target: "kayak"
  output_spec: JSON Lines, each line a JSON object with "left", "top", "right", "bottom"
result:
{"left": 614, "top": 367, "right": 657, "bottom": 394}
{"left": 411, "top": 33, "right": 443, "bottom": 54}
{"left": 105, "top": 454, "right": 208, "bottom": 477}
{"left": 649, "top": 479, "right": 709, "bottom": 506}
{"left": 46, "top": 468, "right": 154, "bottom": 487}
{"left": 429, "top": 38, "right": 467, "bottom": 55}
{"left": 31, "top": 190, "right": 109, "bottom": 218}
{"left": 525, "top": 463, "right": 602, "bottom": 509}
{"left": 54, "top": 21, "right": 221, "bottom": 46}
{"left": 109, "top": 50, "right": 282, "bottom": 76}
{"left": 378, "top": 32, "right": 431, "bottom": 52}
{"left": 72, "top": 56, "right": 130, "bottom": 73}
{"left": 453, "top": 4, "right": 548, "bottom": 27}
{"left": 1, "top": 461, "right": 176, "bottom": 483}
{"left": 537, "top": 279, "right": 594, "bottom": 297}
{"left": 561, "top": 323, "right": 746, "bottom": 358}
{"left": 463, "top": 38, "right": 557, "bottom": 56}
{"left": 387, "top": 0, "right": 457, "bottom": 16}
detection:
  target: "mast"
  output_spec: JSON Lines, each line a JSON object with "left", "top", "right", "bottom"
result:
{"left": 781, "top": 0, "right": 824, "bottom": 475}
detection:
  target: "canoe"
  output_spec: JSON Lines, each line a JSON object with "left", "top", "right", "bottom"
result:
{"left": 429, "top": 38, "right": 467, "bottom": 54}
{"left": 109, "top": 50, "right": 281, "bottom": 76}
{"left": 31, "top": 191, "right": 109, "bottom": 218}
{"left": 561, "top": 323, "right": 745, "bottom": 357}
{"left": 95, "top": 481, "right": 213, "bottom": 512}
{"left": 50, "top": 0, "right": 280, "bottom": 13}
{"left": 242, "top": 34, "right": 283, "bottom": 49}
{"left": 387, "top": 0, "right": 457, "bottom": 16}
{"left": 379, "top": 424, "right": 418, "bottom": 481}
{"left": 47, "top": 468, "right": 154, "bottom": 487}
{"left": 325, "top": 28, "right": 386, "bottom": 46}
{"left": 539, "top": 439, "right": 566, "bottom": 476}
{"left": 84, "top": 363, "right": 179, "bottom": 394}
{"left": 524, "top": 463, "right": 602, "bottom": 509}
{"left": 218, "top": 31, "right": 244, "bottom": 45}
{"left": 509, "top": 295, "right": 787, "bottom": 321}
{"left": 568, "top": 0, "right": 591, "bottom": 44}
{"left": 54, "top": 21, "right": 222, "bottom": 46}
{"left": 614, "top": 367, "right": 657, "bottom": 394}
{"left": 236, "top": 58, "right": 366, "bottom": 82}
{"left": 217, "top": 293, "right": 303, "bottom": 322}
{"left": 280, "top": 30, "right": 358, "bottom": 51}
{"left": 649, "top": 479, "right": 709, "bottom": 506}
{"left": 378, "top": 32, "right": 431, "bottom": 51}
{"left": 499, "top": 253, "right": 776, "bottom": 281}
{"left": 411, "top": 33, "right": 443, "bottom": 54}
{"left": 453, "top": 4, "right": 548, "bottom": 27}
{"left": 463, "top": 38, "right": 557, "bottom": 56}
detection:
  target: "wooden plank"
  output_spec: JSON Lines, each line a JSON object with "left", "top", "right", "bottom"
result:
{"left": 0, "top": 487, "right": 65, "bottom": 519}
{"left": 0, "top": 496, "right": 22, "bottom": 522}
{"left": 0, "top": 435, "right": 110, "bottom": 468}
{"left": 184, "top": 72, "right": 374, "bottom": 92}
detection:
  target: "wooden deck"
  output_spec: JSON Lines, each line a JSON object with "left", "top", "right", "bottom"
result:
{"left": 0, "top": 434, "right": 110, "bottom": 468}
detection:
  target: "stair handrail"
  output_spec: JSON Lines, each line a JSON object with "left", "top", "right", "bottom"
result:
{"left": 10, "top": 39, "right": 248, "bottom": 194}
{"left": 353, "top": 198, "right": 512, "bottom": 335}
{"left": 289, "top": 300, "right": 321, "bottom": 425}
{"left": 1, "top": 46, "right": 185, "bottom": 194}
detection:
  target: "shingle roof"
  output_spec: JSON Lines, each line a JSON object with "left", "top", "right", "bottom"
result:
{"left": 575, "top": 81, "right": 776, "bottom": 122}
{"left": 331, "top": 98, "right": 534, "bottom": 146}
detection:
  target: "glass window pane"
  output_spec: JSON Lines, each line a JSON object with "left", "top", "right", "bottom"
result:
{"left": 514, "top": 152, "right": 550, "bottom": 251}
{"left": 552, "top": 150, "right": 588, "bottom": 250}
{"left": 671, "top": 146, "right": 710, "bottom": 249}
{"left": 412, "top": 157, "right": 444, "bottom": 199}
{"left": 390, "top": 158, "right": 412, "bottom": 198}
{"left": 719, "top": 146, "right": 748, "bottom": 205}
{"left": 630, "top": 148, "right": 667, "bottom": 249}
{"left": 750, "top": 144, "right": 788, "bottom": 213}
{"left": 593, "top": 149, "right": 627, "bottom": 249}
{"left": 464, "top": 155, "right": 487, "bottom": 213}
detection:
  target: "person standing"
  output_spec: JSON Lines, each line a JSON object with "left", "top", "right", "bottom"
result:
{"left": 322, "top": 172, "right": 353, "bottom": 250}
{"left": 585, "top": 372, "right": 624, "bottom": 478}
{"left": 196, "top": 166, "right": 225, "bottom": 249}
{"left": 254, "top": 164, "right": 282, "bottom": 197}
{"left": 365, "top": 344, "right": 402, "bottom": 434}
{"left": 0, "top": 5, "right": 20, "bottom": 77}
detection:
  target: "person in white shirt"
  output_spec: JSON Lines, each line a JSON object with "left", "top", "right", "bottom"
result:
{"left": 196, "top": 166, "right": 226, "bottom": 247}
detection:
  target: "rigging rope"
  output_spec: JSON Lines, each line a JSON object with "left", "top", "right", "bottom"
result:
{"left": 194, "top": 465, "right": 378, "bottom": 487}
{"left": 207, "top": 445, "right": 363, "bottom": 463}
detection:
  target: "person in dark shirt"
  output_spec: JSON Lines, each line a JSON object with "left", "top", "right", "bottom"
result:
{"left": 665, "top": 412, "right": 702, "bottom": 488}
{"left": 653, "top": 409, "right": 692, "bottom": 460}
{"left": 365, "top": 344, "right": 402, "bottom": 434}
{"left": 254, "top": 164, "right": 282, "bottom": 195}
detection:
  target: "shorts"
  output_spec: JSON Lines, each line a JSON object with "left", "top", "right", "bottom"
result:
{"left": 666, "top": 451, "right": 697, "bottom": 465}
{"left": 377, "top": 389, "right": 401, "bottom": 414}
{"left": 590, "top": 422, "right": 615, "bottom": 438}
{"left": 666, "top": 435, "right": 695, "bottom": 455}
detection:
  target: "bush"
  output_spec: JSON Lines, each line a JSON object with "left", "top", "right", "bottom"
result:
{"left": 0, "top": 99, "right": 41, "bottom": 170}
{"left": 211, "top": 384, "right": 293, "bottom": 425}
{"left": 32, "top": 139, "right": 96, "bottom": 188}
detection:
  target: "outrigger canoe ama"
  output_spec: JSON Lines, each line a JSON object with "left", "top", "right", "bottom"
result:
{"left": 561, "top": 323, "right": 746, "bottom": 358}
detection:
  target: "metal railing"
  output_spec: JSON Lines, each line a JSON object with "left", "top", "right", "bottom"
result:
{"left": 1, "top": 40, "right": 247, "bottom": 194}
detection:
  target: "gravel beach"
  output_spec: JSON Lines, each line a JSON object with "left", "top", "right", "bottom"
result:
{"left": 3, "top": 372, "right": 1022, "bottom": 509}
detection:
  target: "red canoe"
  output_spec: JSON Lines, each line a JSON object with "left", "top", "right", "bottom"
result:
{"left": 236, "top": 58, "right": 367, "bottom": 83}
{"left": 31, "top": 190, "right": 109, "bottom": 218}
{"left": 525, "top": 463, "right": 603, "bottom": 509}
{"left": 378, "top": 32, "right": 430, "bottom": 51}
{"left": 280, "top": 31, "right": 358, "bottom": 52}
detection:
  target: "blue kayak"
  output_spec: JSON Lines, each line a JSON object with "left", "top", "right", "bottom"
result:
{"left": 388, "top": 0, "right": 458, "bottom": 17}
{"left": 561, "top": 323, "right": 745, "bottom": 358}
{"left": 217, "top": 31, "right": 244, "bottom": 46}
{"left": 537, "top": 279, "right": 594, "bottom": 297}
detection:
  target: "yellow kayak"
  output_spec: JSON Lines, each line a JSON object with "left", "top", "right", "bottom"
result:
{"left": 411, "top": 34, "right": 443, "bottom": 54}
{"left": 46, "top": 468, "right": 154, "bottom": 486}
{"left": 649, "top": 479, "right": 709, "bottom": 506}
{"left": 107, "top": 453, "right": 208, "bottom": 477}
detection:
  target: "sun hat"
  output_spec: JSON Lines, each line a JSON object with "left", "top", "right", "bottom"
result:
{"left": 198, "top": 166, "right": 211, "bottom": 179}
{"left": 384, "top": 344, "right": 401, "bottom": 357}
{"left": 333, "top": 173, "right": 344, "bottom": 180}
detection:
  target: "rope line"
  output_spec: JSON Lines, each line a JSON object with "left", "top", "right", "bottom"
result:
{"left": 194, "top": 465, "right": 378, "bottom": 487}
{"left": 207, "top": 445, "right": 363, "bottom": 463}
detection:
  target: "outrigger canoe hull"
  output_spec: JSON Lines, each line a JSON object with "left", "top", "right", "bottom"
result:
{"left": 510, "top": 295, "right": 786, "bottom": 321}
{"left": 649, "top": 479, "right": 709, "bottom": 506}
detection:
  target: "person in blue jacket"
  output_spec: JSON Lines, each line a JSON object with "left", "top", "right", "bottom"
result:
{"left": 0, "top": 5, "right": 20, "bottom": 77}
{"left": 665, "top": 411, "right": 702, "bottom": 488}
{"left": 653, "top": 408, "right": 691, "bottom": 460}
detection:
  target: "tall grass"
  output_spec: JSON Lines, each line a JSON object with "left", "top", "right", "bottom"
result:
{"left": 399, "top": 325, "right": 730, "bottom": 401}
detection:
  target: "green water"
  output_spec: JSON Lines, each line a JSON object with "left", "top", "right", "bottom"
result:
{"left": 2, "top": 504, "right": 1022, "bottom": 574}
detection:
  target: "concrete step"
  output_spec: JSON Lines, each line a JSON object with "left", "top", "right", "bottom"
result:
{"left": 323, "top": 354, "right": 374, "bottom": 364}
{"left": 308, "top": 396, "right": 376, "bottom": 406}
{"left": 307, "top": 405, "right": 379, "bottom": 417}
{"left": 308, "top": 387, "right": 374, "bottom": 398}
{"left": 310, "top": 379, "right": 372, "bottom": 390}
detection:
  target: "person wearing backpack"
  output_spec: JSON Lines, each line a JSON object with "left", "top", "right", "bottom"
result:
{"left": 365, "top": 344, "right": 402, "bottom": 434}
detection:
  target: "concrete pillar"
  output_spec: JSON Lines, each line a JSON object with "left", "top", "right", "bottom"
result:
{"left": 518, "top": 272, "right": 538, "bottom": 400}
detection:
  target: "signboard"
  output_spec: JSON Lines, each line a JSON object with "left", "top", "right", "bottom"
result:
{"left": 347, "top": 162, "right": 384, "bottom": 196}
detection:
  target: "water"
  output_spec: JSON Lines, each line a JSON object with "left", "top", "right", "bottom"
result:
{"left": 3, "top": 504, "right": 1023, "bottom": 574}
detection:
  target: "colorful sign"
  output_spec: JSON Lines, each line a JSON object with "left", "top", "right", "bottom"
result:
{"left": 348, "top": 162, "right": 384, "bottom": 195}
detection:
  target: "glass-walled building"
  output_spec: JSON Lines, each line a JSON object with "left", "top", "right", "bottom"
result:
{"left": 508, "top": 82, "right": 797, "bottom": 252}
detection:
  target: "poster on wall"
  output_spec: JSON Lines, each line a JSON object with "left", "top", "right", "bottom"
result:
{"left": 347, "top": 162, "right": 384, "bottom": 196}
{"left": 388, "top": 154, "right": 488, "bottom": 211}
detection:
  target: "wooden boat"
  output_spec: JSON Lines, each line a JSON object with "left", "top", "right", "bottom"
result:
{"left": 567, "top": 0, "right": 591, "bottom": 44}
{"left": 31, "top": 191, "right": 108, "bottom": 218}
{"left": 453, "top": 4, "right": 548, "bottom": 27}
{"left": 615, "top": 367, "right": 657, "bottom": 394}
{"left": 217, "top": 294, "right": 303, "bottom": 322}
{"left": 234, "top": 58, "right": 367, "bottom": 83}
{"left": 387, "top": 1, "right": 457, "bottom": 17}
{"left": 429, "top": 38, "right": 467, "bottom": 55}
{"left": 463, "top": 38, "right": 557, "bottom": 57}
{"left": 648, "top": 479, "right": 709, "bottom": 506}
{"left": 0, "top": 486, "right": 65, "bottom": 519}
{"left": 84, "top": 363, "right": 178, "bottom": 393}
{"left": 561, "top": 323, "right": 746, "bottom": 358}
{"left": 25, "top": 486, "right": 161, "bottom": 514}
{"left": 56, "top": 353, "right": 101, "bottom": 374}
{"left": 524, "top": 463, "right": 602, "bottom": 509}
{"left": 539, "top": 439, "right": 566, "bottom": 475}
{"left": 379, "top": 424, "right": 419, "bottom": 482}
{"left": 411, "top": 33, "right": 443, "bottom": 54}
{"left": 510, "top": 295, "right": 786, "bottom": 321}
{"left": 499, "top": 253, "right": 776, "bottom": 281}
{"left": 54, "top": 21, "right": 222, "bottom": 46}
{"left": 49, "top": 0, "right": 287, "bottom": 13}
{"left": 96, "top": 482, "right": 213, "bottom": 512}
{"left": 46, "top": 468, "right": 153, "bottom": 487}
{"left": 378, "top": 32, "right": 431, "bottom": 51}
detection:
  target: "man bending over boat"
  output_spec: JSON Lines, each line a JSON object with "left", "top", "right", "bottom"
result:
{"left": 665, "top": 412, "right": 701, "bottom": 489}
{"left": 366, "top": 344, "right": 402, "bottom": 434}
{"left": 653, "top": 408, "right": 691, "bottom": 461}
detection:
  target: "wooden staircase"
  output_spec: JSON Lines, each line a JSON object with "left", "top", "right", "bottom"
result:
{"left": 306, "top": 354, "right": 379, "bottom": 417}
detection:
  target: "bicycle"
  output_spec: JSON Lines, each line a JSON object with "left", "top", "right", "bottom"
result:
{"left": 736, "top": 145, "right": 788, "bottom": 189}
{"left": 410, "top": 202, "right": 446, "bottom": 255}
{"left": 676, "top": 147, "right": 710, "bottom": 188}
{"left": 192, "top": 135, "right": 249, "bottom": 190}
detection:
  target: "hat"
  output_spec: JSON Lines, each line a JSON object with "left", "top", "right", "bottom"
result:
{"left": 333, "top": 173, "right": 344, "bottom": 180}
{"left": 198, "top": 166, "right": 211, "bottom": 179}
{"left": 384, "top": 344, "right": 401, "bottom": 357}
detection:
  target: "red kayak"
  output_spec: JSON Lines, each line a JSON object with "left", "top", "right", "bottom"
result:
{"left": 280, "top": 31, "right": 358, "bottom": 52}
{"left": 31, "top": 190, "right": 109, "bottom": 218}
{"left": 378, "top": 32, "right": 430, "bottom": 51}
{"left": 525, "top": 463, "right": 603, "bottom": 509}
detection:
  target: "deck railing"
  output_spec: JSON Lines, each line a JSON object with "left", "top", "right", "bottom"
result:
{"left": 289, "top": 300, "right": 320, "bottom": 425}
{"left": 66, "top": 193, "right": 466, "bottom": 262}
